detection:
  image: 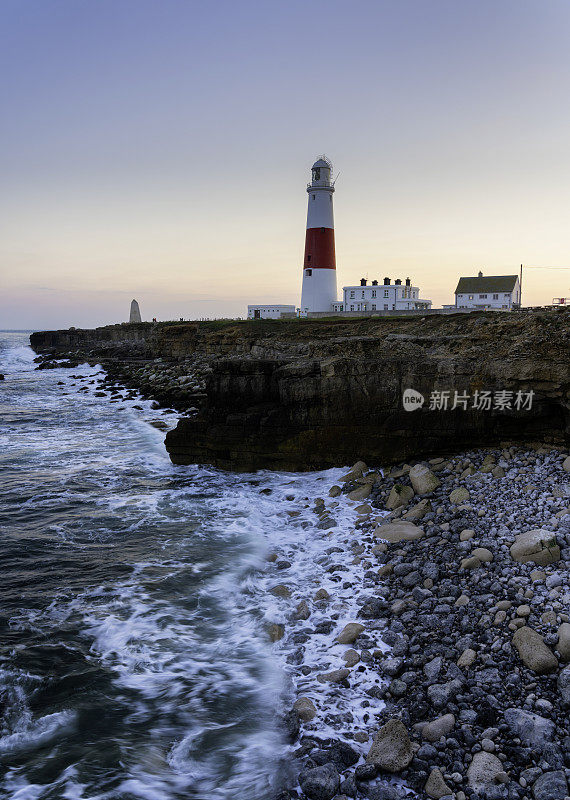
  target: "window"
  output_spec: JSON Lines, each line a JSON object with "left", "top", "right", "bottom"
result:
{"left": 305, "top": 269, "right": 312, "bottom": 276}
{"left": 412, "top": 291, "right": 416, "bottom": 298}
{"left": 468, "top": 294, "right": 474, "bottom": 300}
{"left": 492, "top": 294, "right": 498, "bottom": 300}
{"left": 371, "top": 290, "right": 376, "bottom": 298}
{"left": 479, "top": 294, "right": 487, "bottom": 299}
{"left": 350, "top": 305, "right": 354, "bottom": 311}
{"left": 361, "top": 291, "right": 365, "bottom": 298}
{"left": 312, "top": 194, "right": 315, "bottom": 200}
{"left": 372, "top": 304, "right": 376, "bottom": 310}
{"left": 350, "top": 291, "right": 355, "bottom": 298}
{"left": 307, "top": 255, "right": 311, "bottom": 262}
{"left": 384, "top": 304, "right": 388, "bottom": 310}
{"left": 504, "top": 294, "right": 510, "bottom": 298}
{"left": 384, "top": 289, "right": 389, "bottom": 298}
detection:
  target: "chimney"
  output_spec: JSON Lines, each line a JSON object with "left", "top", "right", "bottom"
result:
{"left": 360, "top": 278, "right": 367, "bottom": 286}
{"left": 478, "top": 270, "right": 483, "bottom": 278}
{"left": 372, "top": 279, "right": 378, "bottom": 286}
{"left": 384, "top": 277, "right": 391, "bottom": 285}
{"left": 405, "top": 277, "right": 411, "bottom": 286}
{"left": 395, "top": 278, "right": 402, "bottom": 286}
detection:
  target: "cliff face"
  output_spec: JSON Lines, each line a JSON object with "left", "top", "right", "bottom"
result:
{"left": 30, "top": 313, "right": 570, "bottom": 471}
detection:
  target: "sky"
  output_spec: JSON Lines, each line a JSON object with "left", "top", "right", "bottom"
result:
{"left": 1, "top": 0, "right": 570, "bottom": 329}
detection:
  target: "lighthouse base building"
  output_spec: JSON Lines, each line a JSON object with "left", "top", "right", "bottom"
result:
{"left": 246, "top": 155, "right": 432, "bottom": 319}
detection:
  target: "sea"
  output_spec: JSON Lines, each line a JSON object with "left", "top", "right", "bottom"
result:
{"left": 0, "top": 331, "right": 369, "bottom": 800}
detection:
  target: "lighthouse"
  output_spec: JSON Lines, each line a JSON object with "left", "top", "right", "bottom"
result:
{"left": 300, "top": 156, "right": 338, "bottom": 315}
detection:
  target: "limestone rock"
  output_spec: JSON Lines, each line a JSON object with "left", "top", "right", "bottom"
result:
{"left": 563, "top": 455, "right": 570, "bottom": 473}
{"left": 336, "top": 622, "right": 365, "bottom": 644}
{"left": 457, "top": 648, "right": 476, "bottom": 668}
{"left": 425, "top": 768, "right": 453, "bottom": 799}
{"left": 373, "top": 520, "right": 424, "bottom": 543}
{"left": 269, "top": 584, "right": 291, "bottom": 598}
{"left": 403, "top": 498, "right": 432, "bottom": 521}
{"left": 512, "top": 626, "right": 558, "bottom": 674}
{"left": 422, "top": 713, "right": 455, "bottom": 742}
{"left": 510, "top": 529, "right": 561, "bottom": 565}
{"left": 314, "top": 588, "right": 330, "bottom": 601}
{"left": 449, "top": 487, "right": 470, "bottom": 504}
{"left": 460, "top": 556, "right": 481, "bottom": 570}
{"left": 268, "top": 623, "right": 284, "bottom": 642}
{"left": 329, "top": 485, "right": 341, "bottom": 497}
{"left": 366, "top": 718, "right": 413, "bottom": 772}
{"left": 293, "top": 696, "right": 317, "bottom": 722}
{"left": 348, "top": 484, "right": 371, "bottom": 501}
{"left": 343, "top": 649, "right": 360, "bottom": 667}
{"left": 557, "top": 622, "right": 570, "bottom": 661}
{"left": 299, "top": 763, "right": 340, "bottom": 800}
{"left": 295, "top": 600, "right": 310, "bottom": 620}
{"left": 466, "top": 751, "right": 504, "bottom": 793}
{"left": 472, "top": 547, "right": 493, "bottom": 562}
{"left": 409, "top": 463, "right": 441, "bottom": 495}
{"left": 385, "top": 484, "right": 414, "bottom": 510}
{"left": 129, "top": 299, "right": 142, "bottom": 323}
{"left": 317, "top": 668, "right": 350, "bottom": 683}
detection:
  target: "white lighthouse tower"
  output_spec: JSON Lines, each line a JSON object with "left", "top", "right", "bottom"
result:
{"left": 300, "top": 156, "right": 338, "bottom": 315}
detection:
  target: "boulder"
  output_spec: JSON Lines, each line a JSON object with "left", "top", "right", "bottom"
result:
{"left": 512, "top": 626, "right": 558, "bottom": 674}
{"left": 449, "top": 487, "right": 470, "bottom": 504}
{"left": 403, "top": 498, "right": 432, "bottom": 521}
{"left": 510, "top": 529, "right": 561, "bottom": 565}
{"left": 299, "top": 763, "right": 340, "bottom": 800}
{"left": 385, "top": 484, "right": 414, "bottom": 510}
{"left": 328, "top": 485, "right": 341, "bottom": 497}
{"left": 268, "top": 623, "right": 284, "bottom": 642}
{"left": 269, "top": 584, "right": 291, "bottom": 598}
{"left": 557, "top": 622, "right": 570, "bottom": 661}
{"left": 317, "top": 668, "right": 350, "bottom": 684}
{"left": 366, "top": 718, "right": 413, "bottom": 772}
{"left": 425, "top": 768, "right": 453, "bottom": 799}
{"left": 563, "top": 455, "right": 570, "bottom": 473}
{"left": 336, "top": 622, "right": 365, "bottom": 644}
{"left": 348, "top": 484, "right": 371, "bottom": 501}
{"left": 558, "top": 665, "right": 570, "bottom": 706}
{"left": 472, "top": 547, "right": 494, "bottom": 562}
{"left": 503, "top": 708, "right": 555, "bottom": 750}
{"left": 532, "top": 770, "right": 568, "bottom": 800}
{"left": 293, "top": 696, "right": 317, "bottom": 722}
{"left": 373, "top": 520, "right": 425, "bottom": 543}
{"left": 422, "top": 713, "right": 455, "bottom": 742}
{"left": 409, "top": 464, "right": 441, "bottom": 495}
{"left": 467, "top": 751, "right": 504, "bottom": 793}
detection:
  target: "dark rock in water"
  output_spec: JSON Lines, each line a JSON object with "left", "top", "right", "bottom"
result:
{"left": 0, "top": 373, "right": 4, "bottom": 380}
{"left": 326, "top": 740, "right": 360, "bottom": 770}
{"left": 299, "top": 763, "right": 340, "bottom": 800}
{"left": 281, "top": 709, "right": 300, "bottom": 742}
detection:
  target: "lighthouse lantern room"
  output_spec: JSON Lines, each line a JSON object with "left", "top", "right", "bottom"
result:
{"left": 300, "top": 156, "right": 338, "bottom": 315}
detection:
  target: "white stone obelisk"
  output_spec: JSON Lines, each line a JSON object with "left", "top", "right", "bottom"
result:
{"left": 129, "top": 299, "right": 142, "bottom": 323}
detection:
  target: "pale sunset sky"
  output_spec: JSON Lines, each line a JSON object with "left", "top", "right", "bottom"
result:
{"left": 1, "top": 0, "right": 570, "bottom": 328}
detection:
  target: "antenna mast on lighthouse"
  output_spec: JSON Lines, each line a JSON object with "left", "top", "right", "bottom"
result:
{"left": 300, "top": 156, "right": 338, "bottom": 315}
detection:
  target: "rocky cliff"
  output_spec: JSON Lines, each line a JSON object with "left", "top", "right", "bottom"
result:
{"left": 30, "top": 312, "right": 570, "bottom": 471}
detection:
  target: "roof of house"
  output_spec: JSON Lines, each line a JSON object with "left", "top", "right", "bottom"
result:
{"left": 455, "top": 275, "right": 518, "bottom": 294}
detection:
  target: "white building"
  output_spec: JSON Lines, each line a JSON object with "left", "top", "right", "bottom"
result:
{"left": 334, "top": 277, "right": 432, "bottom": 312}
{"left": 455, "top": 272, "right": 520, "bottom": 310}
{"left": 247, "top": 304, "right": 296, "bottom": 320}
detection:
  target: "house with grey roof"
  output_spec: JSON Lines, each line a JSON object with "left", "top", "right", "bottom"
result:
{"left": 454, "top": 271, "right": 520, "bottom": 310}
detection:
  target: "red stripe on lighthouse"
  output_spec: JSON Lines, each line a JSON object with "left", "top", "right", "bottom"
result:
{"left": 303, "top": 227, "right": 336, "bottom": 269}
